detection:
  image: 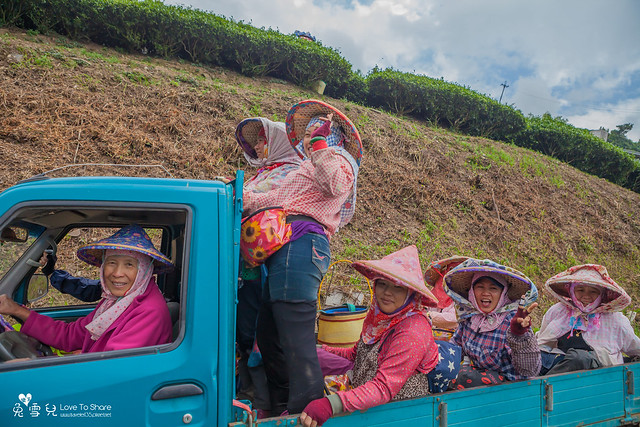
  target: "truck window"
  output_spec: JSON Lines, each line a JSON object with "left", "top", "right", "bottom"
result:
{"left": 28, "top": 226, "right": 164, "bottom": 310}
{"left": 0, "top": 233, "right": 39, "bottom": 282}
{"left": 0, "top": 202, "right": 189, "bottom": 364}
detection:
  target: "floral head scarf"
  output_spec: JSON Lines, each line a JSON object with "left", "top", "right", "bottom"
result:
{"left": 243, "top": 119, "right": 302, "bottom": 169}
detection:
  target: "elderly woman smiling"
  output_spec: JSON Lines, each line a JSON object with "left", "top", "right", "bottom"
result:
{"left": 0, "top": 225, "right": 173, "bottom": 354}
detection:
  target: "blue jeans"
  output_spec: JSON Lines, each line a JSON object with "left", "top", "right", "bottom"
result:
{"left": 257, "top": 233, "right": 331, "bottom": 414}
{"left": 264, "top": 232, "right": 331, "bottom": 302}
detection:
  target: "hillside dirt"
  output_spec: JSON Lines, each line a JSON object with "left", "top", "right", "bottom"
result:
{"left": 2, "top": 27, "right": 640, "bottom": 323}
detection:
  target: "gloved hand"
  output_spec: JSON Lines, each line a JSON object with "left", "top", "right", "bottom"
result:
{"left": 509, "top": 302, "right": 538, "bottom": 335}
{"left": 311, "top": 116, "right": 333, "bottom": 139}
{"left": 41, "top": 252, "right": 57, "bottom": 276}
{"left": 300, "top": 397, "right": 333, "bottom": 427}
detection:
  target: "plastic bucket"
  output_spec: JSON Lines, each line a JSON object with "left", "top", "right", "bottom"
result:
{"left": 311, "top": 80, "right": 326, "bottom": 95}
{"left": 317, "top": 304, "right": 368, "bottom": 347}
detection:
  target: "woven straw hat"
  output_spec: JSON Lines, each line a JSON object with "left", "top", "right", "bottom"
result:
{"left": 444, "top": 258, "right": 534, "bottom": 302}
{"left": 285, "top": 99, "right": 363, "bottom": 165}
{"left": 424, "top": 255, "right": 469, "bottom": 287}
{"left": 352, "top": 245, "right": 438, "bottom": 307}
{"left": 77, "top": 225, "right": 173, "bottom": 274}
{"left": 545, "top": 264, "right": 630, "bottom": 309}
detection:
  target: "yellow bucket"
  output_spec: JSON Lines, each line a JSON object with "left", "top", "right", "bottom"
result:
{"left": 317, "top": 304, "right": 368, "bottom": 348}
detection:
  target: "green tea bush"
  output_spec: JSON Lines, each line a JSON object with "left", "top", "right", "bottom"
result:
{"left": 365, "top": 68, "right": 525, "bottom": 141}
{"left": 510, "top": 114, "right": 640, "bottom": 191}
{"left": 328, "top": 71, "right": 368, "bottom": 103}
{"left": 9, "top": 0, "right": 352, "bottom": 86}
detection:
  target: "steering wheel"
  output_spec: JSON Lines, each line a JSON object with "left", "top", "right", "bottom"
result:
{"left": 0, "top": 330, "right": 54, "bottom": 362}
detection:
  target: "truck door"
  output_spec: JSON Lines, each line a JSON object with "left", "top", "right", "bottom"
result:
{"left": 0, "top": 195, "right": 219, "bottom": 426}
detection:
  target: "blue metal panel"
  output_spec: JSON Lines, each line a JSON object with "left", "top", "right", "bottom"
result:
{"left": 624, "top": 362, "right": 640, "bottom": 418}
{"left": 254, "top": 397, "right": 437, "bottom": 427}
{"left": 440, "top": 379, "right": 542, "bottom": 427}
{"left": 37, "top": 307, "right": 95, "bottom": 319}
{"left": 218, "top": 171, "right": 244, "bottom": 427}
{"left": 543, "top": 366, "right": 625, "bottom": 427}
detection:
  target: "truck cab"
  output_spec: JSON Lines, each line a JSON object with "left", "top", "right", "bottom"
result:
{"left": 0, "top": 174, "right": 243, "bottom": 426}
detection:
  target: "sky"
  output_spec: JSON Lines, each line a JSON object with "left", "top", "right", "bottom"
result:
{"left": 166, "top": 0, "right": 640, "bottom": 142}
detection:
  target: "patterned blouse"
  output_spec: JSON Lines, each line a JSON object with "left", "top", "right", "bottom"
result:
{"left": 243, "top": 146, "right": 354, "bottom": 239}
{"left": 451, "top": 311, "right": 541, "bottom": 380}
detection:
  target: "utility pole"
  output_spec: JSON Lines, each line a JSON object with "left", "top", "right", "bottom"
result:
{"left": 499, "top": 81, "right": 509, "bottom": 103}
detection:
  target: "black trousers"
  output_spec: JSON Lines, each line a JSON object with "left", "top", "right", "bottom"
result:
{"left": 256, "top": 300, "right": 324, "bottom": 414}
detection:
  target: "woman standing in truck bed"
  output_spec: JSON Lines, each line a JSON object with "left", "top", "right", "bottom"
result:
{"left": 242, "top": 100, "right": 361, "bottom": 416}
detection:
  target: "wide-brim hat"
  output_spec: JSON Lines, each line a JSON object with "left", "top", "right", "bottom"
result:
{"left": 285, "top": 99, "right": 363, "bottom": 166}
{"left": 424, "top": 256, "right": 469, "bottom": 287}
{"left": 444, "top": 258, "right": 533, "bottom": 302}
{"left": 545, "top": 264, "right": 630, "bottom": 309}
{"left": 77, "top": 225, "right": 173, "bottom": 274}
{"left": 235, "top": 118, "right": 264, "bottom": 158}
{"left": 352, "top": 245, "right": 438, "bottom": 307}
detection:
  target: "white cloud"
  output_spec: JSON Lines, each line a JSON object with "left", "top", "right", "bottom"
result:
{"left": 567, "top": 98, "right": 640, "bottom": 142}
{"left": 166, "top": 0, "right": 640, "bottom": 141}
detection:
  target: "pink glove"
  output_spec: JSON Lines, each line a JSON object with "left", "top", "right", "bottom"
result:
{"left": 301, "top": 397, "right": 333, "bottom": 426}
{"left": 510, "top": 306, "right": 529, "bottom": 336}
{"left": 311, "top": 120, "right": 332, "bottom": 139}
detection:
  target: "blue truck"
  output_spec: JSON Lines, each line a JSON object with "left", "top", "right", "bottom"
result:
{"left": 0, "top": 173, "right": 639, "bottom": 426}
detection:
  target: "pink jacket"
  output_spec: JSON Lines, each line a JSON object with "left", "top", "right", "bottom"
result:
{"left": 22, "top": 284, "right": 172, "bottom": 353}
{"left": 324, "top": 315, "right": 438, "bottom": 412}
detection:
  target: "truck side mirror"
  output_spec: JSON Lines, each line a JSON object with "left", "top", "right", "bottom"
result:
{"left": 27, "top": 273, "right": 49, "bottom": 303}
{"left": 0, "top": 226, "right": 28, "bottom": 243}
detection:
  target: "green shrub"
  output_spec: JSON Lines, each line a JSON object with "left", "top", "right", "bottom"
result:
{"left": 365, "top": 68, "right": 525, "bottom": 141}
{"left": 0, "top": 0, "right": 27, "bottom": 27}
{"left": 510, "top": 114, "right": 640, "bottom": 192}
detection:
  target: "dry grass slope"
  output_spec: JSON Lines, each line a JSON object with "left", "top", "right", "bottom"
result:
{"left": 2, "top": 27, "right": 640, "bottom": 321}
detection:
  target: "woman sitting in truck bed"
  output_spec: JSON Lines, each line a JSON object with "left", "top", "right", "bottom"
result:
{"left": 299, "top": 246, "right": 440, "bottom": 427}
{"left": 0, "top": 225, "right": 173, "bottom": 353}
{"left": 537, "top": 264, "right": 640, "bottom": 375}
{"left": 444, "top": 258, "right": 541, "bottom": 388}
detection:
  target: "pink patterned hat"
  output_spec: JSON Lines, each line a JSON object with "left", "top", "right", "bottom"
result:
{"left": 545, "top": 264, "right": 631, "bottom": 312}
{"left": 352, "top": 245, "right": 438, "bottom": 307}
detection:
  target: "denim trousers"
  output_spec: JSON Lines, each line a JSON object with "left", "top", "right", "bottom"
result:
{"left": 256, "top": 232, "right": 331, "bottom": 414}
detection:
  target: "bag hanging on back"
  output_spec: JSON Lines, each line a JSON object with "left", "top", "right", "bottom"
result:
{"left": 240, "top": 207, "right": 292, "bottom": 267}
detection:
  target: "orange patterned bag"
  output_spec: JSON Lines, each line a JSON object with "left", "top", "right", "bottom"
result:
{"left": 240, "top": 207, "right": 292, "bottom": 267}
